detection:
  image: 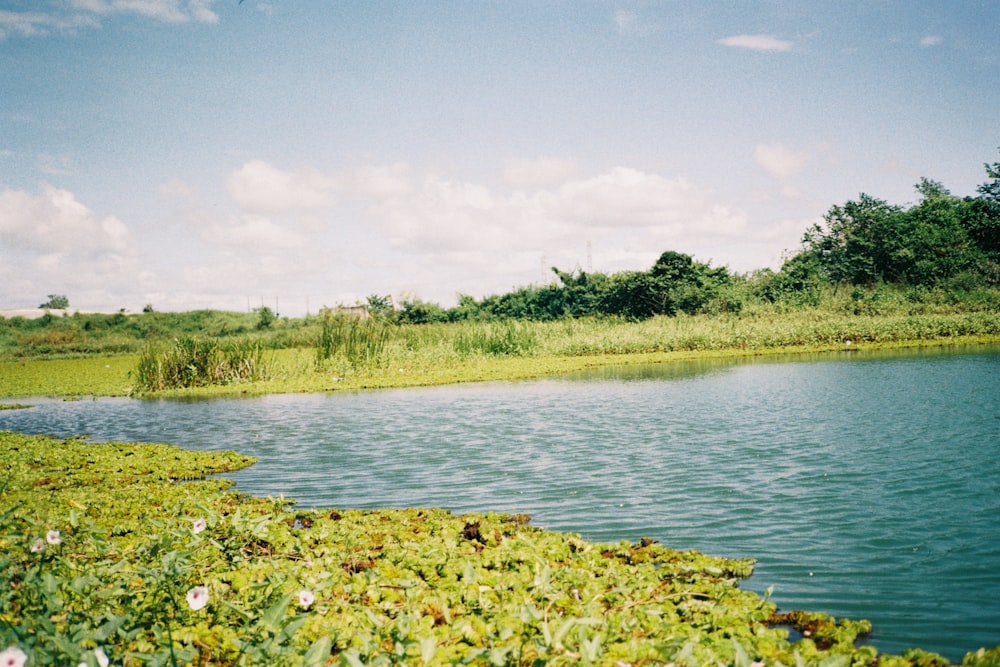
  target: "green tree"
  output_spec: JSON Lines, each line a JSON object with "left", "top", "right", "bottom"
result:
{"left": 396, "top": 298, "right": 447, "bottom": 324}
{"left": 365, "top": 294, "right": 395, "bottom": 320}
{"left": 803, "top": 194, "right": 903, "bottom": 285}
{"left": 964, "top": 153, "right": 1000, "bottom": 255}
{"left": 255, "top": 306, "right": 275, "bottom": 329}
{"left": 39, "top": 294, "right": 69, "bottom": 309}
{"left": 890, "top": 179, "right": 974, "bottom": 285}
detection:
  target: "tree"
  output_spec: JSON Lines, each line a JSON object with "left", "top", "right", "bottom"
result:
{"left": 365, "top": 294, "right": 395, "bottom": 320}
{"left": 891, "top": 180, "right": 974, "bottom": 285}
{"left": 255, "top": 306, "right": 275, "bottom": 329}
{"left": 803, "top": 194, "right": 903, "bottom": 285}
{"left": 39, "top": 294, "right": 69, "bottom": 309}
{"left": 964, "top": 153, "right": 1000, "bottom": 255}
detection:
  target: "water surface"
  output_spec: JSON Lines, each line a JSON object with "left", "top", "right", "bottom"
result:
{"left": 3, "top": 346, "right": 999, "bottom": 660}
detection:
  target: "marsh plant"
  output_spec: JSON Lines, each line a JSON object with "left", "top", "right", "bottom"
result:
{"left": 452, "top": 320, "right": 538, "bottom": 357}
{"left": 132, "top": 336, "right": 272, "bottom": 392}
{"left": 315, "top": 310, "right": 390, "bottom": 369}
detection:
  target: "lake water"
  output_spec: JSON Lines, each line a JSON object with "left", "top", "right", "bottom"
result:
{"left": 3, "top": 345, "right": 999, "bottom": 661}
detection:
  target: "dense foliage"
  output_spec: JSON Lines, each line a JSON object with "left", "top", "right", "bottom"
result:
{"left": 6, "top": 430, "right": 999, "bottom": 666}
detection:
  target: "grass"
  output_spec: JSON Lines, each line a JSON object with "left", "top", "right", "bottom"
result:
{"left": 132, "top": 337, "right": 273, "bottom": 392}
{"left": 2, "top": 309, "right": 999, "bottom": 398}
{"left": 5, "top": 430, "right": 996, "bottom": 666}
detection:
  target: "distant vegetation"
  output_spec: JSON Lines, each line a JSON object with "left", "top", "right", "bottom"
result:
{"left": 2, "top": 154, "right": 998, "bottom": 393}
{"left": 38, "top": 294, "right": 69, "bottom": 310}
{"left": 391, "top": 154, "right": 1000, "bottom": 323}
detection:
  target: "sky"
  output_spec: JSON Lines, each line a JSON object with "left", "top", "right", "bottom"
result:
{"left": 1, "top": 1, "right": 999, "bottom": 315}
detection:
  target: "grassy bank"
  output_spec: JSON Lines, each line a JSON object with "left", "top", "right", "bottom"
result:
{"left": 5, "top": 430, "right": 996, "bottom": 666}
{"left": 1, "top": 309, "right": 999, "bottom": 399}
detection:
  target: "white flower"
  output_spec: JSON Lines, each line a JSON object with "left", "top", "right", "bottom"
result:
{"left": 46, "top": 530, "right": 61, "bottom": 545}
{"left": 78, "top": 648, "right": 110, "bottom": 667}
{"left": 0, "top": 646, "right": 28, "bottom": 667}
{"left": 297, "top": 589, "right": 316, "bottom": 609}
{"left": 192, "top": 518, "right": 207, "bottom": 534}
{"left": 30, "top": 539, "right": 44, "bottom": 553}
{"left": 186, "top": 585, "right": 209, "bottom": 611}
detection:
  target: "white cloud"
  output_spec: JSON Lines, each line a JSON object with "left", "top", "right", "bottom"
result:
{"left": 0, "top": 185, "right": 134, "bottom": 256}
{"left": 198, "top": 214, "right": 304, "bottom": 249}
{"left": 70, "top": 0, "right": 218, "bottom": 24}
{"left": 226, "top": 160, "right": 337, "bottom": 213}
{"left": 0, "top": 9, "right": 98, "bottom": 40}
{"left": 371, "top": 166, "right": 747, "bottom": 271}
{"left": 718, "top": 34, "right": 793, "bottom": 52}
{"left": 542, "top": 167, "right": 744, "bottom": 234}
{"left": 502, "top": 157, "right": 579, "bottom": 190}
{"left": 920, "top": 35, "right": 942, "bottom": 47}
{"left": 754, "top": 143, "right": 810, "bottom": 180}
{"left": 333, "top": 162, "right": 414, "bottom": 199}
{"left": 0, "top": 186, "right": 139, "bottom": 307}
{"left": 0, "top": 0, "right": 217, "bottom": 41}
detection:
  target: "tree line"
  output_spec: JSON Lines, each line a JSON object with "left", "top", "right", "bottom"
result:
{"left": 387, "top": 153, "right": 1000, "bottom": 323}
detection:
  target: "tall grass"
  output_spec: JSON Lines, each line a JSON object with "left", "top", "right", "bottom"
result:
{"left": 132, "top": 336, "right": 272, "bottom": 393}
{"left": 452, "top": 320, "right": 538, "bottom": 357}
{"left": 315, "top": 311, "right": 390, "bottom": 369}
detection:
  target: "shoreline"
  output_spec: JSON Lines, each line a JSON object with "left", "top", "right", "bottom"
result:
{"left": 2, "top": 332, "right": 999, "bottom": 400}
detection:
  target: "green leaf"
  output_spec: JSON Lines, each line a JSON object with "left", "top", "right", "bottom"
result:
{"left": 304, "top": 636, "right": 332, "bottom": 666}
{"left": 261, "top": 593, "right": 293, "bottom": 631}
{"left": 419, "top": 636, "right": 437, "bottom": 665}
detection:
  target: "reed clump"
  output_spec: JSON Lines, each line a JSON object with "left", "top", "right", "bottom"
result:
{"left": 452, "top": 320, "right": 538, "bottom": 357}
{"left": 132, "top": 336, "right": 272, "bottom": 392}
{"left": 315, "top": 309, "right": 390, "bottom": 369}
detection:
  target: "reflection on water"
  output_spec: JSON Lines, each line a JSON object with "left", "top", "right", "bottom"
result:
{"left": 2, "top": 345, "right": 999, "bottom": 660}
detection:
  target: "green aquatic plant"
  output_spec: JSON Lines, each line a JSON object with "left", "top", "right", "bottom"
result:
{"left": 452, "top": 320, "right": 538, "bottom": 357}
{"left": 132, "top": 336, "right": 272, "bottom": 393}
{"left": 3, "top": 430, "right": 996, "bottom": 665}
{"left": 315, "top": 310, "right": 390, "bottom": 370}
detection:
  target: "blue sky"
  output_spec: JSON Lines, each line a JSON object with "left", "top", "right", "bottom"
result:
{"left": 1, "top": 1, "right": 998, "bottom": 314}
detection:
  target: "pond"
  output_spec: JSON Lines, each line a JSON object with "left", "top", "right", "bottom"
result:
{"left": 3, "top": 345, "right": 999, "bottom": 661}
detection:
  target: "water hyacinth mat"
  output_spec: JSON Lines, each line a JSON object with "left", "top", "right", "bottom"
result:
{"left": 2, "top": 431, "right": 997, "bottom": 666}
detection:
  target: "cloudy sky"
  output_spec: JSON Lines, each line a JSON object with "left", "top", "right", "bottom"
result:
{"left": 1, "top": 1, "right": 998, "bottom": 314}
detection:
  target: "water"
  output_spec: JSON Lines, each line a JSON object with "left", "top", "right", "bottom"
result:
{"left": 3, "top": 346, "right": 999, "bottom": 660}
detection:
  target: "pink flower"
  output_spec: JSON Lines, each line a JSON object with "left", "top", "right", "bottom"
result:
{"left": 297, "top": 589, "right": 316, "bottom": 609}
{"left": 186, "top": 585, "right": 209, "bottom": 611}
{"left": 0, "top": 646, "right": 28, "bottom": 667}
{"left": 46, "top": 530, "right": 61, "bottom": 545}
{"left": 30, "top": 539, "right": 44, "bottom": 553}
{"left": 192, "top": 518, "right": 207, "bottom": 534}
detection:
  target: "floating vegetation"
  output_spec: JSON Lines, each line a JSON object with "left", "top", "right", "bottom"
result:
{"left": 3, "top": 430, "right": 995, "bottom": 665}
